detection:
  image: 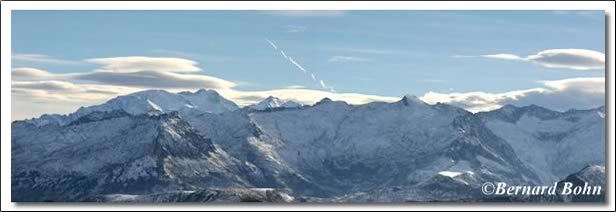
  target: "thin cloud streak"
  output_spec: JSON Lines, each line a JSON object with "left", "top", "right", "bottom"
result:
{"left": 266, "top": 39, "right": 278, "bottom": 49}
{"left": 456, "top": 49, "right": 605, "bottom": 70}
{"left": 266, "top": 39, "right": 336, "bottom": 92}
{"left": 12, "top": 53, "right": 82, "bottom": 65}
{"left": 288, "top": 57, "right": 307, "bottom": 73}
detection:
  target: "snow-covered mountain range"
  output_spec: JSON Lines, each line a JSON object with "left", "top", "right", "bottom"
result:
{"left": 11, "top": 89, "right": 606, "bottom": 202}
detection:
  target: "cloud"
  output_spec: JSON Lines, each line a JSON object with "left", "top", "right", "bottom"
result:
{"left": 75, "top": 70, "right": 236, "bottom": 89}
{"left": 85, "top": 56, "right": 201, "bottom": 72}
{"left": 526, "top": 49, "right": 604, "bottom": 70}
{"left": 551, "top": 10, "right": 603, "bottom": 19}
{"left": 11, "top": 80, "right": 141, "bottom": 120}
{"left": 421, "top": 89, "right": 547, "bottom": 112}
{"left": 224, "top": 88, "right": 399, "bottom": 107}
{"left": 12, "top": 65, "right": 604, "bottom": 119}
{"left": 12, "top": 67, "right": 52, "bottom": 79}
{"left": 12, "top": 49, "right": 604, "bottom": 121}
{"left": 420, "top": 77, "right": 604, "bottom": 112}
{"left": 12, "top": 67, "right": 236, "bottom": 91}
{"left": 12, "top": 80, "right": 137, "bottom": 103}
{"left": 152, "top": 49, "right": 240, "bottom": 63}
{"left": 328, "top": 55, "right": 372, "bottom": 62}
{"left": 11, "top": 69, "right": 399, "bottom": 120}
{"left": 12, "top": 80, "right": 80, "bottom": 92}
{"left": 480, "top": 54, "right": 524, "bottom": 61}
{"left": 284, "top": 25, "right": 308, "bottom": 33}
{"left": 462, "top": 49, "right": 605, "bottom": 70}
{"left": 422, "top": 79, "right": 449, "bottom": 83}
{"left": 12, "top": 53, "right": 81, "bottom": 65}
{"left": 332, "top": 47, "right": 411, "bottom": 56}
{"left": 265, "top": 10, "right": 346, "bottom": 17}
{"left": 282, "top": 85, "right": 306, "bottom": 89}
{"left": 540, "top": 77, "right": 604, "bottom": 94}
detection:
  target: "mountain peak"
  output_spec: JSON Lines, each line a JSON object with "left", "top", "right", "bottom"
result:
{"left": 25, "top": 89, "right": 239, "bottom": 127}
{"left": 196, "top": 88, "right": 219, "bottom": 96}
{"left": 263, "top": 96, "right": 279, "bottom": 101}
{"left": 131, "top": 89, "right": 172, "bottom": 96}
{"left": 250, "top": 96, "right": 301, "bottom": 110}
{"left": 315, "top": 97, "right": 334, "bottom": 105}
{"left": 178, "top": 88, "right": 222, "bottom": 98}
{"left": 400, "top": 95, "right": 425, "bottom": 106}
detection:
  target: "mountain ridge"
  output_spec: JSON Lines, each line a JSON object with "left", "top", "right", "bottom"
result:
{"left": 11, "top": 89, "right": 606, "bottom": 202}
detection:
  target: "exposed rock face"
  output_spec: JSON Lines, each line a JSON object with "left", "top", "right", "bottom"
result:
{"left": 12, "top": 90, "right": 605, "bottom": 202}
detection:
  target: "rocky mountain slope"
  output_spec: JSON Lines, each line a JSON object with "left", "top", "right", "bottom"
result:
{"left": 11, "top": 89, "right": 606, "bottom": 202}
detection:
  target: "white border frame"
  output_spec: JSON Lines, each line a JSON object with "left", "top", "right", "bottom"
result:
{"left": 1, "top": 1, "right": 614, "bottom": 211}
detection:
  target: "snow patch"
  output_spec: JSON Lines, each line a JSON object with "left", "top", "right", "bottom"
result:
{"left": 597, "top": 111, "right": 605, "bottom": 118}
{"left": 147, "top": 99, "right": 164, "bottom": 112}
{"left": 438, "top": 171, "right": 463, "bottom": 178}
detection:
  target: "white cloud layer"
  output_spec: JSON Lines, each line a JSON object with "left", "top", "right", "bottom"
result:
{"left": 12, "top": 67, "right": 53, "bottom": 79}
{"left": 85, "top": 56, "right": 201, "bottom": 72}
{"left": 526, "top": 49, "right": 605, "bottom": 70}
{"left": 421, "top": 77, "right": 604, "bottom": 112}
{"left": 75, "top": 70, "right": 236, "bottom": 89}
{"left": 12, "top": 53, "right": 81, "bottom": 65}
{"left": 11, "top": 55, "right": 605, "bottom": 120}
{"left": 470, "top": 49, "right": 605, "bottom": 70}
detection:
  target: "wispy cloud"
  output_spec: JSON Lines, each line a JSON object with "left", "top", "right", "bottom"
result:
{"left": 456, "top": 49, "right": 605, "bottom": 70}
{"left": 328, "top": 55, "right": 372, "bottom": 62}
{"left": 422, "top": 79, "right": 449, "bottom": 83}
{"left": 480, "top": 54, "right": 525, "bottom": 61}
{"left": 551, "top": 10, "right": 603, "bottom": 19}
{"left": 285, "top": 25, "right": 308, "bottom": 33}
{"left": 12, "top": 53, "right": 82, "bottom": 65}
{"left": 282, "top": 85, "right": 306, "bottom": 89}
{"left": 152, "top": 49, "right": 239, "bottom": 63}
{"left": 525, "top": 49, "right": 604, "bottom": 70}
{"left": 85, "top": 56, "right": 201, "bottom": 73}
{"left": 421, "top": 77, "right": 604, "bottom": 112}
{"left": 151, "top": 49, "right": 200, "bottom": 59}
{"left": 332, "top": 47, "right": 411, "bottom": 56}
{"left": 264, "top": 10, "right": 346, "bottom": 17}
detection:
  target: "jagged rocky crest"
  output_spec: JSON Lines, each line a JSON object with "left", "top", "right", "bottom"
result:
{"left": 11, "top": 89, "right": 605, "bottom": 202}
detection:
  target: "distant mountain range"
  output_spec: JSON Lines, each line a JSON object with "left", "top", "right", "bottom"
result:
{"left": 11, "top": 89, "right": 606, "bottom": 202}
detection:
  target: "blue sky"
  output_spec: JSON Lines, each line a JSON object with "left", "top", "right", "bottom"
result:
{"left": 11, "top": 10, "right": 606, "bottom": 119}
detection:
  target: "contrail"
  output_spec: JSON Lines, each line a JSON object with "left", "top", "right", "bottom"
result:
{"left": 319, "top": 80, "right": 327, "bottom": 89}
{"left": 288, "top": 57, "right": 307, "bottom": 73}
{"left": 266, "top": 39, "right": 278, "bottom": 50}
{"left": 266, "top": 39, "right": 336, "bottom": 93}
